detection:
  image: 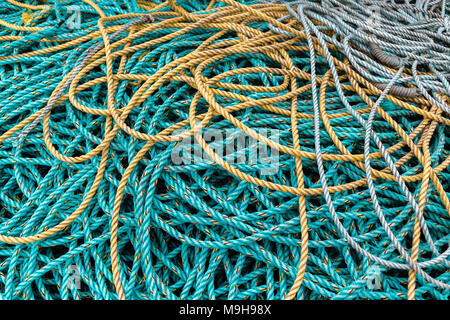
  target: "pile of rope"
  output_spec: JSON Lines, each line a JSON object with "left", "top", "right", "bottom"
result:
{"left": 0, "top": 0, "right": 448, "bottom": 300}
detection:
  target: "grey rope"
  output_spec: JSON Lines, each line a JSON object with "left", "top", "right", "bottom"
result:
{"left": 269, "top": 0, "right": 450, "bottom": 108}
{"left": 285, "top": 1, "right": 450, "bottom": 289}
{"left": 289, "top": 2, "right": 446, "bottom": 261}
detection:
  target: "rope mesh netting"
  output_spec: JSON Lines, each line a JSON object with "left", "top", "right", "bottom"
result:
{"left": 0, "top": 0, "right": 448, "bottom": 299}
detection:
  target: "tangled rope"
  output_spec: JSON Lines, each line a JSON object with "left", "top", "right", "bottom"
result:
{"left": 265, "top": 0, "right": 450, "bottom": 299}
{"left": 0, "top": 0, "right": 448, "bottom": 300}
